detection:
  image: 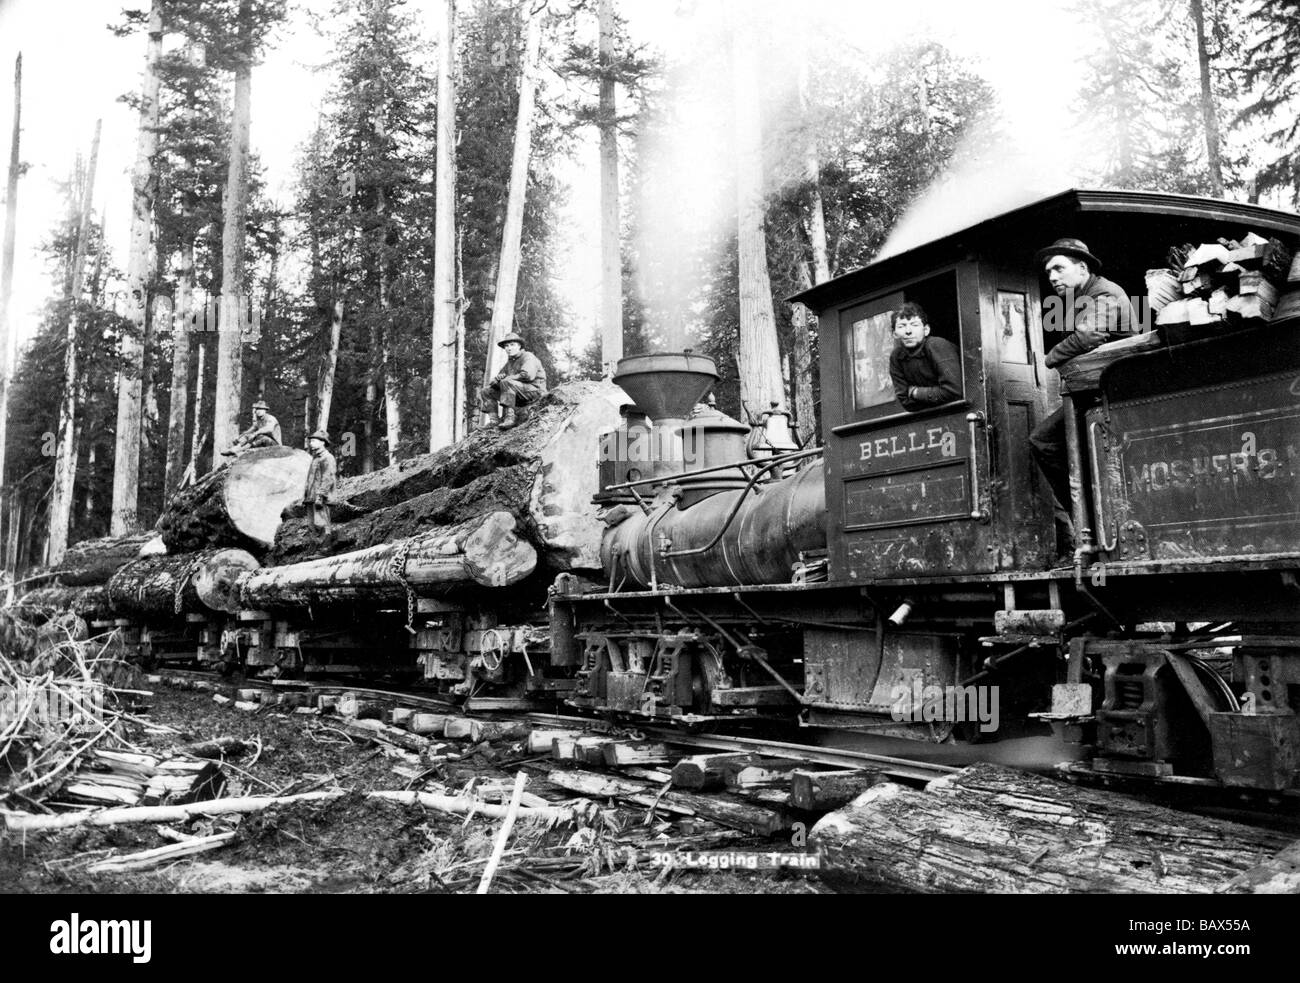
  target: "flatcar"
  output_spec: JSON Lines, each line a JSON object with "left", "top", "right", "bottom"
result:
{"left": 552, "top": 188, "right": 1300, "bottom": 794}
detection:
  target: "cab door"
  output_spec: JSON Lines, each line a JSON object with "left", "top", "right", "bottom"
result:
{"left": 979, "top": 262, "right": 1054, "bottom": 569}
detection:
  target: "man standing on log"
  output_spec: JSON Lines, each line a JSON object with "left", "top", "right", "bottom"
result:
{"left": 304, "top": 429, "right": 337, "bottom": 547}
{"left": 222, "top": 400, "right": 282, "bottom": 457}
{"left": 480, "top": 333, "right": 547, "bottom": 430}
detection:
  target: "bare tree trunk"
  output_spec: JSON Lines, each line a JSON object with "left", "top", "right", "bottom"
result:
{"left": 187, "top": 339, "right": 206, "bottom": 481}
{"left": 453, "top": 234, "right": 467, "bottom": 441}
{"left": 1190, "top": 0, "right": 1224, "bottom": 197}
{"left": 378, "top": 192, "right": 401, "bottom": 463}
{"left": 791, "top": 57, "right": 826, "bottom": 447}
{"left": 164, "top": 230, "right": 194, "bottom": 498}
{"left": 214, "top": 0, "right": 254, "bottom": 459}
{"left": 363, "top": 319, "right": 377, "bottom": 472}
{"left": 111, "top": 5, "right": 163, "bottom": 535}
{"left": 730, "top": 4, "right": 784, "bottom": 420}
{"left": 0, "top": 55, "right": 22, "bottom": 524}
{"left": 482, "top": 6, "right": 544, "bottom": 385}
{"left": 791, "top": 266, "right": 817, "bottom": 447}
{"left": 598, "top": 0, "right": 623, "bottom": 378}
{"left": 48, "top": 119, "right": 101, "bottom": 564}
{"left": 139, "top": 293, "right": 168, "bottom": 516}
{"left": 318, "top": 292, "right": 343, "bottom": 431}
{"left": 429, "top": 0, "right": 458, "bottom": 452}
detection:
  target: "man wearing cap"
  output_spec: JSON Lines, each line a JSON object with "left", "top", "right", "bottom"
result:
{"left": 223, "top": 400, "right": 282, "bottom": 456}
{"left": 304, "top": 429, "right": 337, "bottom": 547}
{"left": 1029, "top": 238, "right": 1135, "bottom": 555}
{"left": 480, "top": 333, "right": 548, "bottom": 430}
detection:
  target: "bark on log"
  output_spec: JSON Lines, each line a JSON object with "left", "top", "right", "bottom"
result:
{"left": 270, "top": 382, "right": 626, "bottom": 570}
{"left": 51, "top": 533, "right": 163, "bottom": 585}
{"left": 789, "top": 769, "right": 887, "bottom": 812}
{"left": 239, "top": 512, "right": 537, "bottom": 610}
{"left": 13, "top": 584, "right": 109, "bottom": 620}
{"left": 106, "top": 549, "right": 256, "bottom": 617}
{"left": 155, "top": 446, "right": 311, "bottom": 553}
{"left": 809, "top": 763, "right": 1293, "bottom": 894}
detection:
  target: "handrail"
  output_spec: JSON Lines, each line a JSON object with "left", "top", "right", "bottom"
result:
{"left": 603, "top": 446, "right": 823, "bottom": 493}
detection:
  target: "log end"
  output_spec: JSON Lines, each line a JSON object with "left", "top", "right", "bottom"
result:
{"left": 193, "top": 549, "right": 261, "bottom": 614}
{"left": 223, "top": 447, "right": 313, "bottom": 548}
{"left": 461, "top": 512, "right": 538, "bottom": 588}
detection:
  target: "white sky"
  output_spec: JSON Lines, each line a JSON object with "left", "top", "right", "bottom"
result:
{"left": 0, "top": 0, "right": 1093, "bottom": 357}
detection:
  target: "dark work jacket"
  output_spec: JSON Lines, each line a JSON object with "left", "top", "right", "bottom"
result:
{"left": 495, "top": 350, "right": 548, "bottom": 392}
{"left": 1044, "top": 274, "right": 1136, "bottom": 368}
{"left": 890, "top": 336, "right": 962, "bottom": 411}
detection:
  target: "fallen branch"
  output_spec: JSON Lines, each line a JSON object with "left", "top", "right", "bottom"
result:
{"left": 4, "top": 788, "right": 582, "bottom": 832}
{"left": 477, "top": 772, "right": 528, "bottom": 895}
{"left": 86, "top": 831, "right": 237, "bottom": 874}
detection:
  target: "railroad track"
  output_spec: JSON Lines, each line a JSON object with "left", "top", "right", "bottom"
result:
{"left": 150, "top": 668, "right": 958, "bottom": 784}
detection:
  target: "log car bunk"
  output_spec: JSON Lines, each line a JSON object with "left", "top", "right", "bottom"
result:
{"left": 554, "top": 189, "right": 1300, "bottom": 796}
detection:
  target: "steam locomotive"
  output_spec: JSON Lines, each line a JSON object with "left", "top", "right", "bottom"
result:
{"left": 46, "top": 188, "right": 1299, "bottom": 799}
{"left": 547, "top": 188, "right": 1300, "bottom": 795}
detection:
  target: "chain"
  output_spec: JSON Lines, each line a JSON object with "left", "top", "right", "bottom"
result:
{"left": 388, "top": 538, "right": 417, "bottom": 634}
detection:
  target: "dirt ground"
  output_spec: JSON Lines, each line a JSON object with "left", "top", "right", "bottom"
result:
{"left": 0, "top": 686, "right": 830, "bottom": 895}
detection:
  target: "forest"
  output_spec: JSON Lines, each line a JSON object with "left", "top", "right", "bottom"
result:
{"left": 0, "top": 0, "right": 1297, "bottom": 575}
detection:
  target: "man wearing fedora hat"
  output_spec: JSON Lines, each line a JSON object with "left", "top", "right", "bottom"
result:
{"left": 1030, "top": 237, "right": 1135, "bottom": 555}
{"left": 222, "top": 399, "right": 282, "bottom": 456}
{"left": 304, "top": 429, "right": 337, "bottom": 546}
{"left": 480, "top": 333, "right": 547, "bottom": 430}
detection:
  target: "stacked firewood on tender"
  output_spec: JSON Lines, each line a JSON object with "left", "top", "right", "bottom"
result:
{"left": 1149, "top": 231, "right": 1297, "bottom": 329}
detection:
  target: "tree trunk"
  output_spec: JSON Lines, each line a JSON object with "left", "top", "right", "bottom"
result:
{"left": 111, "top": 2, "right": 163, "bottom": 536}
{"left": 429, "top": 0, "right": 458, "bottom": 453}
{"left": 140, "top": 293, "right": 169, "bottom": 513}
{"left": 214, "top": 0, "right": 254, "bottom": 459}
{"left": 481, "top": 6, "right": 544, "bottom": 385}
{"left": 154, "top": 445, "right": 311, "bottom": 552}
{"left": 240, "top": 512, "right": 536, "bottom": 610}
{"left": 363, "top": 317, "right": 377, "bottom": 472}
{"left": 809, "top": 763, "right": 1293, "bottom": 893}
{"left": 598, "top": 0, "right": 623, "bottom": 379}
{"left": 1190, "top": 0, "right": 1224, "bottom": 198}
{"left": 379, "top": 242, "right": 401, "bottom": 464}
{"left": 16, "top": 584, "right": 110, "bottom": 620}
{"left": 187, "top": 336, "right": 207, "bottom": 480}
{"left": 730, "top": 3, "right": 785, "bottom": 421}
{"left": 318, "top": 291, "right": 343, "bottom": 431}
{"left": 51, "top": 531, "right": 159, "bottom": 585}
{"left": 791, "top": 267, "right": 818, "bottom": 448}
{"left": 164, "top": 232, "right": 194, "bottom": 499}
{"left": 0, "top": 55, "right": 22, "bottom": 515}
{"left": 106, "top": 549, "right": 256, "bottom": 618}
{"left": 49, "top": 119, "right": 102, "bottom": 565}
{"left": 269, "top": 381, "right": 624, "bottom": 571}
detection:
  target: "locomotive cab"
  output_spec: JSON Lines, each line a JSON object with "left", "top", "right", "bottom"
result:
{"left": 793, "top": 189, "right": 1300, "bottom": 584}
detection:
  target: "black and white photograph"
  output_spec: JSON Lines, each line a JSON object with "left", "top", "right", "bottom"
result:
{"left": 0, "top": 0, "right": 1298, "bottom": 931}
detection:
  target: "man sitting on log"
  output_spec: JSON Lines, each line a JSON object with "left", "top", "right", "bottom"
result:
{"left": 479, "top": 333, "right": 547, "bottom": 431}
{"left": 304, "top": 429, "right": 337, "bottom": 547}
{"left": 222, "top": 400, "right": 282, "bottom": 457}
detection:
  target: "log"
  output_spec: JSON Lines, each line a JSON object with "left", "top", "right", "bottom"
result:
{"left": 52, "top": 533, "right": 162, "bottom": 585}
{"left": 154, "top": 445, "right": 311, "bottom": 553}
{"left": 191, "top": 548, "right": 260, "bottom": 614}
{"left": 268, "top": 382, "right": 627, "bottom": 570}
{"left": 238, "top": 512, "right": 537, "bottom": 610}
{"left": 788, "top": 769, "right": 886, "bottom": 812}
{"left": 106, "top": 550, "right": 254, "bottom": 617}
{"left": 13, "top": 584, "right": 111, "bottom": 620}
{"left": 809, "top": 763, "right": 1293, "bottom": 894}
{"left": 671, "top": 754, "right": 754, "bottom": 791}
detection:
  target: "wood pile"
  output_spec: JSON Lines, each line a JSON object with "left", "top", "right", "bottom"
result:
{"left": 1150, "top": 232, "right": 1296, "bottom": 329}
{"left": 267, "top": 382, "right": 626, "bottom": 576}
{"left": 52, "top": 748, "right": 226, "bottom": 808}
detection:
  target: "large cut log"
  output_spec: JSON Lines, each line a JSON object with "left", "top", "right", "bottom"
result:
{"left": 810, "top": 763, "right": 1293, "bottom": 894}
{"left": 106, "top": 549, "right": 259, "bottom": 618}
{"left": 269, "top": 382, "right": 626, "bottom": 569}
{"left": 155, "top": 446, "right": 311, "bottom": 553}
{"left": 51, "top": 533, "right": 165, "bottom": 585}
{"left": 240, "top": 512, "right": 537, "bottom": 610}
